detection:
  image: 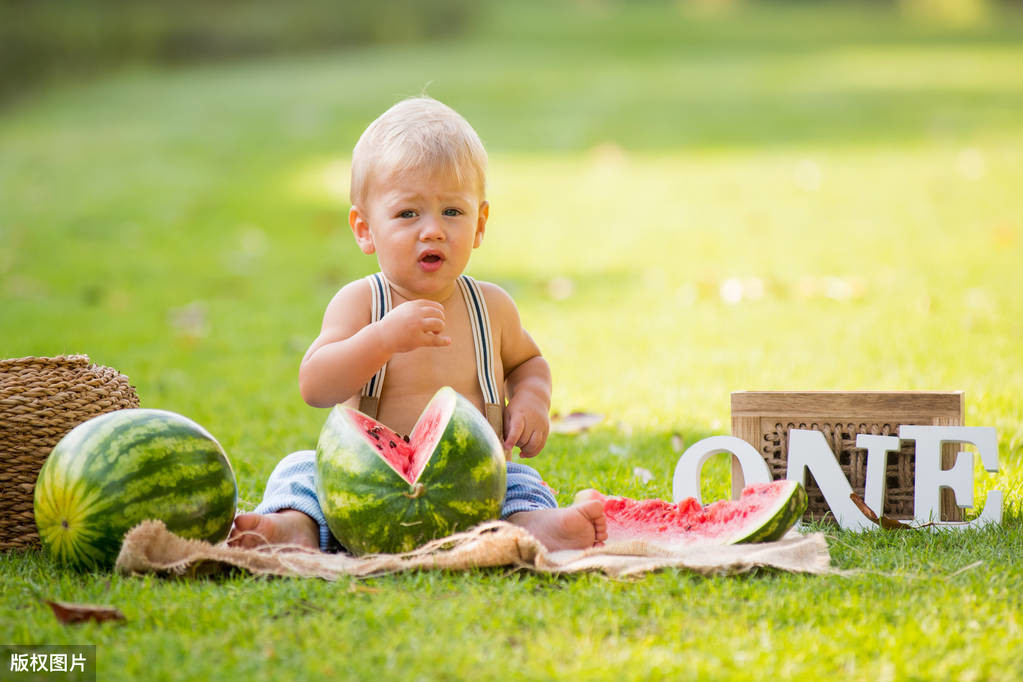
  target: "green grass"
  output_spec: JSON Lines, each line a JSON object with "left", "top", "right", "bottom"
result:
{"left": 3, "top": 1, "right": 1023, "bottom": 679}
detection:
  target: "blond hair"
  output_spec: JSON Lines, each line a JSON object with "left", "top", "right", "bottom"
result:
{"left": 350, "top": 97, "right": 488, "bottom": 207}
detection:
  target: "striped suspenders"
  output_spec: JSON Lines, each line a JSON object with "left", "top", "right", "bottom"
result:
{"left": 358, "top": 273, "right": 505, "bottom": 439}
{"left": 357, "top": 272, "right": 392, "bottom": 422}
{"left": 456, "top": 275, "right": 505, "bottom": 439}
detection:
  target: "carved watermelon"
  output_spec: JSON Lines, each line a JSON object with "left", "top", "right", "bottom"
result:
{"left": 316, "top": 387, "right": 506, "bottom": 555}
{"left": 34, "top": 409, "right": 238, "bottom": 571}
{"left": 594, "top": 480, "right": 807, "bottom": 547}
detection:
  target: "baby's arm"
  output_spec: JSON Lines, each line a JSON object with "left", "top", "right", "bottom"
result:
{"left": 299, "top": 279, "right": 452, "bottom": 407}
{"left": 483, "top": 283, "right": 552, "bottom": 458}
{"left": 504, "top": 353, "right": 552, "bottom": 457}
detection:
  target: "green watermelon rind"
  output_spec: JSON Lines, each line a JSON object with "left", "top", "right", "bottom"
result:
{"left": 316, "top": 387, "right": 506, "bottom": 556}
{"left": 33, "top": 408, "right": 238, "bottom": 571}
{"left": 727, "top": 480, "right": 808, "bottom": 544}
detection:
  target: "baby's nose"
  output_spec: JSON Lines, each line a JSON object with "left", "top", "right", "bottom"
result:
{"left": 418, "top": 219, "right": 445, "bottom": 240}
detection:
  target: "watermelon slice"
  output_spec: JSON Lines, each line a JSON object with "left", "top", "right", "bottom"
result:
{"left": 593, "top": 480, "right": 807, "bottom": 547}
{"left": 316, "top": 387, "right": 506, "bottom": 555}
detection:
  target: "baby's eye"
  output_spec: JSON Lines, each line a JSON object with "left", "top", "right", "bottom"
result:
{"left": 397, "top": 209, "right": 418, "bottom": 219}
{"left": 442, "top": 208, "right": 463, "bottom": 217}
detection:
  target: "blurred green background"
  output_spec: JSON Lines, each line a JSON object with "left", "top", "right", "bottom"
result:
{"left": 3, "top": 0, "right": 1021, "bottom": 105}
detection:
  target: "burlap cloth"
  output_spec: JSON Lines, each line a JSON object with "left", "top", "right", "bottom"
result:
{"left": 115, "top": 520, "right": 832, "bottom": 579}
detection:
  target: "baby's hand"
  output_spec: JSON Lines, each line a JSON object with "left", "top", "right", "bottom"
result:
{"left": 503, "top": 393, "right": 550, "bottom": 458}
{"left": 380, "top": 300, "right": 452, "bottom": 353}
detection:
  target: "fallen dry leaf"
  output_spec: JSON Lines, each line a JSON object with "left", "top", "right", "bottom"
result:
{"left": 849, "top": 492, "right": 880, "bottom": 524}
{"left": 878, "top": 515, "right": 915, "bottom": 531}
{"left": 849, "top": 493, "right": 914, "bottom": 531}
{"left": 550, "top": 412, "right": 604, "bottom": 434}
{"left": 45, "top": 600, "right": 126, "bottom": 625}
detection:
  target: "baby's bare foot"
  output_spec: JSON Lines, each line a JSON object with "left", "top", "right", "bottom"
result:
{"left": 228, "top": 510, "right": 319, "bottom": 550}
{"left": 573, "top": 488, "right": 603, "bottom": 504}
{"left": 508, "top": 499, "right": 608, "bottom": 552}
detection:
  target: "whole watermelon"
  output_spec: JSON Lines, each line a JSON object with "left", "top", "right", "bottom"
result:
{"left": 316, "top": 386, "right": 506, "bottom": 555}
{"left": 34, "top": 409, "right": 238, "bottom": 571}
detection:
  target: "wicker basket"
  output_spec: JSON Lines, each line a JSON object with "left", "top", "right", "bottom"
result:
{"left": 731, "top": 391, "right": 964, "bottom": 522}
{"left": 0, "top": 355, "right": 140, "bottom": 551}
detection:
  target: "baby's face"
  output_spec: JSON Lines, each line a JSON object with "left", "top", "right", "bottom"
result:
{"left": 358, "top": 166, "right": 487, "bottom": 300}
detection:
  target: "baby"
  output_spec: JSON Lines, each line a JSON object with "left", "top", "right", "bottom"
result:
{"left": 229, "top": 96, "right": 606, "bottom": 553}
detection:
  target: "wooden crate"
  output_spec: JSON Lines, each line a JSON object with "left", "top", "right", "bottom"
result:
{"left": 731, "top": 391, "right": 964, "bottom": 521}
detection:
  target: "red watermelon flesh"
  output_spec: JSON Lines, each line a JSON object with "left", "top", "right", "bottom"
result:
{"left": 348, "top": 405, "right": 447, "bottom": 484}
{"left": 595, "top": 480, "right": 807, "bottom": 546}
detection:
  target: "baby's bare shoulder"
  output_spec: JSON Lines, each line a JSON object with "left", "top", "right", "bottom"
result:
{"left": 474, "top": 280, "right": 520, "bottom": 316}
{"left": 474, "top": 280, "right": 541, "bottom": 367}
{"left": 325, "top": 277, "right": 372, "bottom": 307}
{"left": 474, "top": 280, "right": 525, "bottom": 337}
{"left": 321, "top": 277, "right": 373, "bottom": 329}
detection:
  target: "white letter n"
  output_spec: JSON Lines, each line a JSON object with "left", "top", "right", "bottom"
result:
{"left": 785, "top": 429, "right": 877, "bottom": 531}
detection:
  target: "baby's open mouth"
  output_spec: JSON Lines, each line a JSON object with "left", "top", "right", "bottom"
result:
{"left": 418, "top": 251, "right": 445, "bottom": 271}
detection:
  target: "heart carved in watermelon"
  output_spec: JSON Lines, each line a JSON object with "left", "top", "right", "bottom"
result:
{"left": 593, "top": 480, "right": 807, "bottom": 547}
{"left": 34, "top": 409, "right": 238, "bottom": 571}
{"left": 316, "top": 386, "right": 506, "bottom": 555}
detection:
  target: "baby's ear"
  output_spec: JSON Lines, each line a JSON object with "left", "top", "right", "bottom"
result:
{"left": 474, "top": 200, "right": 489, "bottom": 248}
{"left": 349, "top": 206, "right": 375, "bottom": 254}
